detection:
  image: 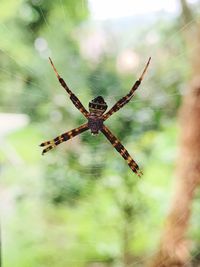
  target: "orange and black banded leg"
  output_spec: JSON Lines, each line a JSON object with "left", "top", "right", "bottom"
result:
{"left": 40, "top": 123, "right": 89, "bottom": 155}
{"left": 103, "top": 57, "right": 151, "bottom": 121}
{"left": 49, "top": 57, "right": 89, "bottom": 118}
{"left": 101, "top": 125, "right": 143, "bottom": 177}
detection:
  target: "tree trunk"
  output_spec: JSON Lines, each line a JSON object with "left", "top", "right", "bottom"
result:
{"left": 149, "top": 1, "right": 200, "bottom": 266}
{"left": 150, "top": 78, "right": 200, "bottom": 267}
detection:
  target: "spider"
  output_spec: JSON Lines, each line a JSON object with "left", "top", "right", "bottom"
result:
{"left": 40, "top": 57, "right": 151, "bottom": 177}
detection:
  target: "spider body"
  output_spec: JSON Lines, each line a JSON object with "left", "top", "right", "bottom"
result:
{"left": 88, "top": 96, "right": 107, "bottom": 134}
{"left": 40, "top": 57, "right": 151, "bottom": 176}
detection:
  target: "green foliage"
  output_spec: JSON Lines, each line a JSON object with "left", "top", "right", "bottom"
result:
{"left": 1, "top": 1, "right": 199, "bottom": 266}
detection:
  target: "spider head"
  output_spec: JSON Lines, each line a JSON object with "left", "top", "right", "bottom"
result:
{"left": 89, "top": 96, "right": 108, "bottom": 115}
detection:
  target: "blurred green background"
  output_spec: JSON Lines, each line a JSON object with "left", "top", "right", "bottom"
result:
{"left": 0, "top": 0, "right": 200, "bottom": 266}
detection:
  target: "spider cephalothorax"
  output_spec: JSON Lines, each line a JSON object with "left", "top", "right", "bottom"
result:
{"left": 40, "top": 57, "right": 151, "bottom": 176}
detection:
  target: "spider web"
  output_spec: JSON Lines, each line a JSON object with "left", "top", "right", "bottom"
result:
{"left": 1, "top": 1, "right": 200, "bottom": 267}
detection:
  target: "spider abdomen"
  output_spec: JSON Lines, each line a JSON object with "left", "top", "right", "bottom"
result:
{"left": 88, "top": 117, "right": 103, "bottom": 135}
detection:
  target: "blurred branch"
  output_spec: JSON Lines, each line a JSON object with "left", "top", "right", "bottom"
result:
{"left": 180, "top": 0, "right": 193, "bottom": 24}
{"left": 149, "top": 1, "right": 200, "bottom": 266}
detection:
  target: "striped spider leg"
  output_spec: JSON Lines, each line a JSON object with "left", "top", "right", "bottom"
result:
{"left": 101, "top": 125, "right": 143, "bottom": 177}
{"left": 103, "top": 57, "right": 151, "bottom": 121}
{"left": 49, "top": 57, "right": 89, "bottom": 118}
{"left": 40, "top": 123, "right": 89, "bottom": 155}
